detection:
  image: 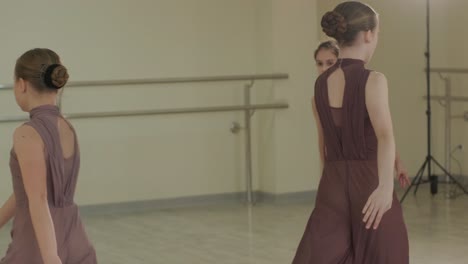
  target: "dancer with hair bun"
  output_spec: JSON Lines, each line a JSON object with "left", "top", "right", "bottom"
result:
{"left": 293, "top": 2, "right": 409, "bottom": 263}
{"left": 0, "top": 48, "right": 97, "bottom": 264}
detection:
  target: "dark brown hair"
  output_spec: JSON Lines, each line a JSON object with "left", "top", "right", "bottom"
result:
{"left": 321, "top": 1, "right": 378, "bottom": 46}
{"left": 314, "top": 40, "right": 340, "bottom": 59}
{"left": 15, "top": 48, "right": 69, "bottom": 92}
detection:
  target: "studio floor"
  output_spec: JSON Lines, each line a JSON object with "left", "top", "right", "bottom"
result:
{"left": 0, "top": 185, "right": 467, "bottom": 264}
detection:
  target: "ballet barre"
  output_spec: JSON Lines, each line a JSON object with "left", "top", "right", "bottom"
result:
{"left": 0, "top": 74, "right": 289, "bottom": 89}
{"left": 428, "top": 95, "right": 468, "bottom": 102}
{"left": 0, "top": 104, "right": 288, "bottom": 122}
{"left": 0, "top": 73, "right": 290, "bottom": 205}
{"left": 428, "top": 68, "right": 468, "bottom": 74}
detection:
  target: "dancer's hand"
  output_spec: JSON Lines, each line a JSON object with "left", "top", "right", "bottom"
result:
{"left": 362, "top": 186, "right": 393, "bottom": 230}
{"left": 395, "top": 160, "right": 410, "bottom": 188}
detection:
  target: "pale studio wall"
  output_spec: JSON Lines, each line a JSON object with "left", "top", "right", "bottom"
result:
{"left": 254, "top": 0, "right": 321, "bottom": 195}
{"left": 0, "top": 0, "right": 324, "bottom": 205}
{"left": 442, "top": 0, "right": 468, "bottom": 178}
{"left": 2, "top": 0, "right": 461, "bottom": 206}
{"left": 0, "top": 0, "right": 262, "bottom": 205}
{"left": 266, "top": 0, "right": 321, "bottom": 194}
{"left": 246, "top": 0, "right": 468, "bottom": 197}
{"left": 256, "top": 0, "right": 468, "bottom": 195}
{"left": 257, "top": 0, "right": 455, "bottom": 195}
{"left": 316, "top": 0, "right": 458, "bottom": 181}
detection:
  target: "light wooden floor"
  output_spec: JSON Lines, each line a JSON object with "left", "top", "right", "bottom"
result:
{"left": 0, "top": 185, "right": 467, "bottom": 263}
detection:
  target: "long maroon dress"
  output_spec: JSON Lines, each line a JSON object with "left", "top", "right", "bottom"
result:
{"left": 1, "top": 105, "right": 97, "bottom": 263}
{"left": 292, "top": 58, "right": 409, "bottom": 264}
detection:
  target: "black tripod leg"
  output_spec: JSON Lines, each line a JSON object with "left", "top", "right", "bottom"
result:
{"left": 413, "top": 158, "right": 429, "bottom": 195}
{"left": 431, "top": 157, "right": 468, "bottom": 194}
{"left": 401, "top": 159, "right": 427, "bottom": 203}
{"left": 401, "top": 173, "right": 422, "bottom": 203}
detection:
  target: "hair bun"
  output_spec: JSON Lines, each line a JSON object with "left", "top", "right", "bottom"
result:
{"left": 321, "top": 11, "right": 348, "bottom": 40}
{"left": 43, "top": 64, "right": 69, "bottom": 89}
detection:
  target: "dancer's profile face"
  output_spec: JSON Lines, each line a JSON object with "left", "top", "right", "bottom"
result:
{"left": 366, "top": 17, "right": 380, "bottom": 61}
{"left": 315, "top": 49, "right": 338, "bottom": 74}
{"left": 13, "top": 77, "right": 28, "bottom": 111}
{"left": 13, "top": 77, "right": 31, "bottom": 112}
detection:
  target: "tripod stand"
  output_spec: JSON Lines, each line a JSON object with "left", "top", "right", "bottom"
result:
{"left": 400, "top": 0, "right": 468, "bottom": 203}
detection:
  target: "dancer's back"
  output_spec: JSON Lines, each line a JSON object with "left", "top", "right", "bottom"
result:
{"left": 2, "top": 105, "right": 97, "bottom": 263}
{"left": 1, "top": 48, "right": 97, "bottom": 264}
{"left": 292, "top": 2, "right": 409, "bottom": 263}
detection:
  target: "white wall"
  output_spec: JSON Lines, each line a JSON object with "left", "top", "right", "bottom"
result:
{"left": 316, "top": 0, "right": 457, "bottom": 179}
{"left": 443, "top": 0, "right": 468, "bottom": 177}
{"left": 0, "top": 0, "right": 322, "bottom": 205}
{"left": 254, "top": 0, "right": 277, "bottom": 194}
{"left": 6, "top": 0, "right": 459, "bottom": 205}
{"left": 0, "top": 0, "right": 263, "bottom": 205}
{"left": 315, "top": 0, "right": 468, "bottom": 187}
{"left": 268, "top": 0, "right": 321, "bottom": 193}
{"left": 254, "top": 0, "right": 321, "bottom": 194}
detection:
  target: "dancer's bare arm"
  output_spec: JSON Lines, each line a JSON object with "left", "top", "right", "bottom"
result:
{"left": 0, "top": 194, "right": 16, "bottom": 229}
{"left": 312, "top": 97, "right": 325, "bottom": 171}
{"left": 14, "top": 125, "right": 61, "bottom": 264}
{"left": 362, "top": 72, "right": 395, "bottom": 230}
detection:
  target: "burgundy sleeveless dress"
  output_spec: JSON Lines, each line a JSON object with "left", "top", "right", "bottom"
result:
{"left": 292, "top": 58, "right": 409, "bottom": 264}
{"left": 1, "top": 105, "right": 97, "bottom": 263}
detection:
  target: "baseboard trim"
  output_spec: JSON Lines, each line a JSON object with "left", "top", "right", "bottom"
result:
{"left": 78, "top": 173, "right": 466, "bottom": 216}
{"left": 79, "top": 190, "right": 317, "bottom": 216}
{"left": 257, "top": 190, "right": 316, "bottom": 203}
{"left": 408, "top": 174, "right": 468, "bottom": 183}
{"left": 79, "top": 192, "right": 244, "bottom": 216}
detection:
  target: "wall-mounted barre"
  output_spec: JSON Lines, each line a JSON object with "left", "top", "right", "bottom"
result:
{"left": 427, "top": 95, "right": 468, "bottom": 102}
{"left": 0, "top": 73, "right": 289, "bottom": 89}
{"left": 427, "top": 68, "right": 468, "bottom": 74}
{"left": 0, "top": 73, "right": 290, "bottom": 206}
{"left": 0, "top": 103, "right": 289, "bottom": 123}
